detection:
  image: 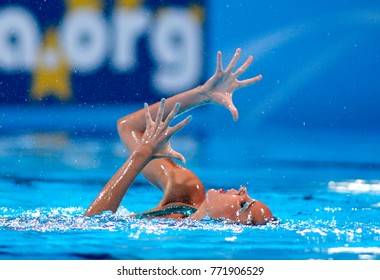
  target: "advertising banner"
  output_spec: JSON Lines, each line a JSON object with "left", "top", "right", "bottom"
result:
{"left": 0, "top": 0, "right": 206, "bottom": 104}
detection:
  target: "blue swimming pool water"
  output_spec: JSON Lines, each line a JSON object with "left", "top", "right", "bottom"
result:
{"left": 1, "top": 126, "right": 380, "bottom": 260}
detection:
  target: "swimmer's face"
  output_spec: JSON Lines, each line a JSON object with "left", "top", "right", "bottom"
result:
{"left": 204, "top": 187, "right": 273, "bottom": 225}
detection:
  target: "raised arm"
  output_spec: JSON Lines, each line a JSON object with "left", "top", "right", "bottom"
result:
{"left": 117, "top": 48, "right": 262, "bottom": 207}
{"left": 119, "top": 48, "right": 262, "bottom": 139}
{"left": 84, "top": 100, "right": 191, "bottom": 216}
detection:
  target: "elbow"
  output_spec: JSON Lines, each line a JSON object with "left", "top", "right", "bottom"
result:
{"left": 117, "top": 117, "right": 128, "bottom": 136}
{"left": 117, "top": 116, "right": 141, "bottom": 151}
{"left": 116, "top": 117, "right": 135, "bottom": 140}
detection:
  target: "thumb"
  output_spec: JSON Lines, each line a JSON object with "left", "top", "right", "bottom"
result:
{"left": 228, "top": 102, "right": 239, "bottom": 121}
{"left": 169, "top": 149, "right": 186, "bottom": 164}
{"left": 213, "top": 94, "right": 239, "bottom": 121}
{"left": 153, "top": 149, "right": 186, "bottom": 164}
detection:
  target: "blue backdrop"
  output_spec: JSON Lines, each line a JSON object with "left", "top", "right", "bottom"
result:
{"left": 207, "top": 0, "right": 380, "bottom": 132}
{"left": 0, "top": 0, "right": 379, "bottom": 134}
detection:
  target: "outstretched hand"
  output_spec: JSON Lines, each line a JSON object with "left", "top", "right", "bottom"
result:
{"left": 201, "top": 48, "right": 262, "bottom": 121}
{"left": 141, "top": 99, "right": 192, "bottom": 163}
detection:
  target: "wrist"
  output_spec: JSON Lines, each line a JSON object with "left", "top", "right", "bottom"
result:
{"left": 133, "top": 144, "right": 154, "bottom": 161}
{"left": 192, "top": 85, "right": 212, "bottom": 105}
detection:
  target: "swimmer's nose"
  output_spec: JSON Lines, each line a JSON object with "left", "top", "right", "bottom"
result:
{"left": 236, "top": 187, "right": 246, "bottom": 194}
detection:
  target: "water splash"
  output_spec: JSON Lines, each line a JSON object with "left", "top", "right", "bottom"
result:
{"left": 329, "top": 180, "right": 380, "bottom": 194}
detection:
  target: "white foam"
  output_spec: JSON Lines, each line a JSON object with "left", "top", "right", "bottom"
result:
{"left": 328, "top": 247, "right": 380, "bottom": 255}
{"left": 328, "top": 179, "right": 380, "bottom": 194}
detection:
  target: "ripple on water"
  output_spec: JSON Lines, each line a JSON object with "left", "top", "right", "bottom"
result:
{"left": 1, "top": 207, "right": 378, "bottom": 238}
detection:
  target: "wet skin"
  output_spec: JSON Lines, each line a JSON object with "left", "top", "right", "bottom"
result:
{"left": 191, "top": 187, "right": 274, "bottom": 225}
{"left": 85, "top": 48, "right": 274, "bottom": 225}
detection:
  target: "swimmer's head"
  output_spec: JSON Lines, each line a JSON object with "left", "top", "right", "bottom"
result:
{"left": 191, "top": 186, "right": 275, "bottom": 225}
